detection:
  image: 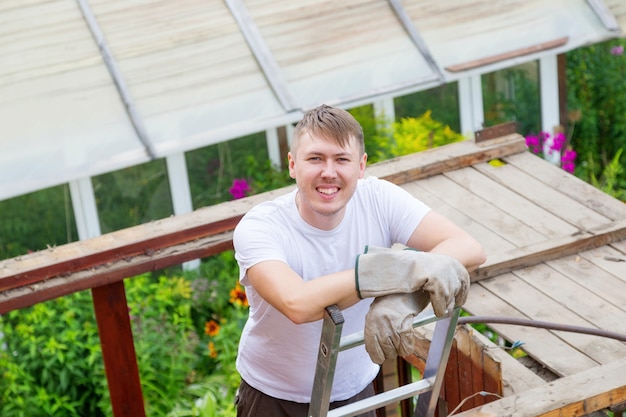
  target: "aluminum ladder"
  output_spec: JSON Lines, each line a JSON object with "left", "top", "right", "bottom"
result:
{"left": 308, "top": 305, "right": 460, "bottom": 417}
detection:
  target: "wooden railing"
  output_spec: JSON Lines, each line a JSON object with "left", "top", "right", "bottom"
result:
{"left": 0, "top": 135, "right": 530, "bottom": 416}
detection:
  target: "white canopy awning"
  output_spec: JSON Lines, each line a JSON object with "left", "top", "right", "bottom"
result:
{"left": 1, "top": 0, "right": 624, "bottom": 201}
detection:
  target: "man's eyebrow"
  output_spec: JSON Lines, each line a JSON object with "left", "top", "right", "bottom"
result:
{"left": 304, "top": 150, "right": 351, "bottom": 157}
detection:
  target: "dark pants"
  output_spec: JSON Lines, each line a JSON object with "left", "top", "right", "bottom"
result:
{"left": 235, "top": 379, "right": 377, "bottom": 417}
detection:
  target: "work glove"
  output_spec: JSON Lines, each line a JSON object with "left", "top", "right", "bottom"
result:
{"left": 355, "top": 246, "right": 469, "bottom": 317}
{"left": 364, "top": 290, "right": 430, "bottom": 365}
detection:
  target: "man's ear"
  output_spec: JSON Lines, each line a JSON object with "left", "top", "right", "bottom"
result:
{"left": 288, "top": 152, "right": 296, "bottom": 179}
{"left": 358, "top": 152, "right": 368, "bottom": 178}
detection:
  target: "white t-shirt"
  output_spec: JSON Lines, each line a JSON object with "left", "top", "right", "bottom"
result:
{"left": 233, "top": 176, "right": 431, "bottom": 403}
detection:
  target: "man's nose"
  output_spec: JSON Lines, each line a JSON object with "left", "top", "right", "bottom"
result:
{"left": 321, "top": 161, "right": 337, "bottom": 177}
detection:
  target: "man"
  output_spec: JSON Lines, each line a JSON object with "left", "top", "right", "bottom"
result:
{"left": 232, "top": 104, "right": 486, "bottom": 416}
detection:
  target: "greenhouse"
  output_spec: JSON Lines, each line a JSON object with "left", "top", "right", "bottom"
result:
{"left": 1, "top": 1, "right": 626, "bottom": 416}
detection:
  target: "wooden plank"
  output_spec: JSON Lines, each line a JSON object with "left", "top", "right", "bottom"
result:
{"left": 444, "top": 167, "right": 579, "bottom": 239}
{"left": 469, "top": 331, "right": 487, "bottom": 408}
{"left": 474, "top": 122, "right": 518, "bottom": 143}
{"left": 480, "top": 271, "right": 626, "bottom": 367}
{"left": 400, "top": 181, "right": 517, "bottom": 256}
{"left": 580, "top": 245, "right": 626, "bottom": 284}
{"left": 468, "top": 328, "right": 544, "bottom": 396}
{"left": 366, "top": 134, "right": 528, "bottom": 185}
{"left": 455, "top": 327, "right": 476, "bottom": 412}
{"left": 516, "top": 263, "right": 626, "bottom": 334}
{"left": 473, "top": 159, "right": 611, "bottom": 230}
{"left": 503, "top": 151, "right": 626, "bottom": 222}
{"left": 414, "top": 175, "right": 547, "bottom": 248}
{"left": 443, "top": 338, "right": 461, "bottom": 412}
{"left": 453, "top": 357, "right": 626, "bottom": 417}
{"left": 0, "top": 232, "right": 234, "bottom": 314}
{"left": 472, "top": 219, "right": 626, "bottom": 282}
{"left": 92, "top": 281, "right": 146, "bottom": 417}
{"left": 464, "top": 282, "right": 598, "bottom": 376}
{"left": 546, "top": 253, "right": 626, "bottom": 313}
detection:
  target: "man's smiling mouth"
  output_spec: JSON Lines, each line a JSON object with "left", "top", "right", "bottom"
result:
{"left": 317, "top": 187, "right": 339, "bottom": 195}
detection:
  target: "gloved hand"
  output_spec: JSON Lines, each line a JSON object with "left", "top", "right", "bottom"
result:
{"left": 355, "top": 246, "right": 469, "bottom": 317}
{"left": 364, "top": 290, "right": 430, "bottom": 365}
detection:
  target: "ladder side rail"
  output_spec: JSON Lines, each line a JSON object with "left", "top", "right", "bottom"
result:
{"left": 309, "top": 306, "right": 460, "bottom": 417}
{"left": 414, "top": 308, "right": 461, "bottom": 416}
{"left": 308, "top": 305, "right": 345, "bottom": 417}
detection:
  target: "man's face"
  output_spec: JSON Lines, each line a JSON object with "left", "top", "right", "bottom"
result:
{"left": 288, "top": 131, "right": 367, "bottom": 230}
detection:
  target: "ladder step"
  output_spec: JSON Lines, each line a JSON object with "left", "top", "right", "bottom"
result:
{"left": 327, "top": 378, "right": 434, "bottom": 417}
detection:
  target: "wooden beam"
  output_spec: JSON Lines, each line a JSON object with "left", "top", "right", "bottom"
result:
{"left": 445, "top": 37, "right": 569, "bottom": 73}
{"left": 0, "top": 232, "right": 234, "bottom": 314}
{"left": 453, "top": 357, "right": 626, "bottom": 417}
{"left": 367, "top": 134, "right": 527, "bottom": 185}
{"left": 471, "top": 219, "right": 626, "bottom": 282}
{"left": 92, "top": 282, "right": 146, "bottom": 417}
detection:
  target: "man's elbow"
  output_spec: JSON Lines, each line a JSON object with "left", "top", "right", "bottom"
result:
{"left": 467, "top": 243, "right": 487, "bottom": 272}
{"left": 281, "top": 298, "right": 321, "bottom": 325}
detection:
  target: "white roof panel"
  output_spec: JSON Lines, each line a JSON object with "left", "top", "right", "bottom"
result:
{"left": 0, "top": 0, "right": 146, "bottom": 200}
{"left": 0, "top": 0, "right": 624, "bottom": 201}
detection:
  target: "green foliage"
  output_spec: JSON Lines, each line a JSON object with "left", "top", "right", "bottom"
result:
{"left": 566, "top": 39, "right": 626, "bottom": 168}
{"left": 0, "top": 275, "right": 201, "bottom": 417}
{"left": 186, "top": 133, "right": 284, "bottom": 209}
{"left": 566, "top": 38, "right": 626, "bottom": 201}
{"left": 482, "top": 64, "right": 541, "bottom": 136}
{"left": 394, "top": 83, "right": 461, "bottom": 133}
{"left": 171, "top": 251, "right": 245, "bottom": 417}
{"left": 391, "top": 111, "right": 465, "bottom": 155}
{"left": 578, "top": 148, "right": 625, "bottom": 201}
{"left": 94, "top": 159, "right": 173, "bottom": 234}
{"left": 362, "top": 110, "right": 465, "bottom": 164}
{"left": 0, "top": 184, "right": 78, "bottom": 260}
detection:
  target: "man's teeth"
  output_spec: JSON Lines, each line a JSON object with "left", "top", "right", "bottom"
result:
{"left": 318, "top": 188, "right": 338, "bottom": 195}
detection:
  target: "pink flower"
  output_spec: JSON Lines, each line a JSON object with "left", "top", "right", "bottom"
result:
{"left": 229, "top": 179, "right": 250, "bottom": 199}
{"left": 561, "top": 149, "right": 577, "bottom": 173}
{"left": 525, "top": 134, "right": 541, "bottom": 154}
{"left": 611, "top": 45, "right": 624, "bottom": 55}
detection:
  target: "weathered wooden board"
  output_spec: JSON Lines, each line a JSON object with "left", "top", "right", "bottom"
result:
{"left": 444, "top": 166, "right": 579, "bottom": 239}
{"left": 473, "top": 158, "right": 611, "bottom": 230}
{"left": 400, "top": 181, "right": 518, "bottom": 255}
{"left": 515, "top": 263, "right": 626, "bottom": 332}
{"left": 416, "top": 174, "right": 547, "bottom": 247}
{"left": 464, "top": 282, "right": 599, "bottom": 376}
{"left": 453, "top": 357, "right": 626, "bottom": 417}
{"left": 472, "top": 219, "right": 626, "bottom": 282}
{"left": 546, "top": 253, "right": 626, "bottom": 313}
{"left": 503, "top": 152, "right": 626, "bottom": 221}
{"left": 481, "top": 271, "right": 626, "bottom": 366}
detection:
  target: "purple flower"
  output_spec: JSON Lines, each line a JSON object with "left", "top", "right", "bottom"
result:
{"left": 550, "top": 132, "right": 566, "bottom": 152}
{"left": 561, "top": 149, "right": 577, "bottom": 174}
{"left": 229, "top": 178, "right": 250, "bottom": 199}
{"left": 525, "top": 134, "right": 541, "bottom": 154}
{"left": 611, "top": 45, "right": 624, "bottom": 56}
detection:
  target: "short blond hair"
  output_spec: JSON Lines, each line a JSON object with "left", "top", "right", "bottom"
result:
{"left": 291, "top": 105, "right": 364, "bottom": 155}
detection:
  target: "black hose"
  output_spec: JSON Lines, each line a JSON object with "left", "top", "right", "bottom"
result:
{"left": 458, "top": 316, "right": 626, "bottom": 343}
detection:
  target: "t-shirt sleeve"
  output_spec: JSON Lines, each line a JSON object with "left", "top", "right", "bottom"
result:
{"left": 371, "top": 177, "right": 431, "bottom": 245}
{"left": 233, "top": 206, "right": 287, "bottom": 286}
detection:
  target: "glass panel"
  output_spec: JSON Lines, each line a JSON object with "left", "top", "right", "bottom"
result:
{"left": 0, "top": 184, "right": 77, "bottom": 260}
{"left": 482, "top": 61, "right": 541, "bottom": 136}
{"left": 187, "top": 132, "right": 290, "bottom": 210}
{"left": 93, "top": 159, "right": 173, "bottom": 234}
{"left": 394, "top": 83, "right": 461, "bottom": 132}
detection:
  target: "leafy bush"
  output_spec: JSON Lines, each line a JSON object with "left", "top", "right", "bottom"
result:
{"left": 0, "top": 274, "right": 199, "bottom": 417}
{"left": 349, "top": 105, "right": 465, "bottom": 165}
